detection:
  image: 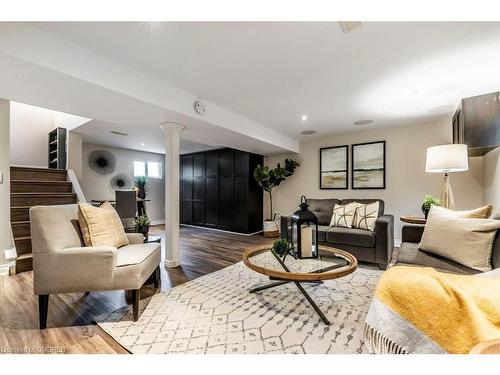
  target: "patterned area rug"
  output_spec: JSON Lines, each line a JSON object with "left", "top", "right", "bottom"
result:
{"left": 96, "top": 255, "right": 382, "bottom": 354}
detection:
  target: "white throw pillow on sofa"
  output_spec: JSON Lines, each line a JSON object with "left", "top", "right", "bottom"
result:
{"left": 329, "top": 202, "right": 363, "bottom": 228}
{"left": 352, "top": 201, "right": 380, "bottom": 231}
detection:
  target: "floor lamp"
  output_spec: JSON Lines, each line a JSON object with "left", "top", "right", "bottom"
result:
{"left": 425, "top": 144, "right": 469, "bottom": 209}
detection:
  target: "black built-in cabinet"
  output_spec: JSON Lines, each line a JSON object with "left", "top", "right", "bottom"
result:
{"left": 180, "top": 148, "right": 263, "bottom": 234}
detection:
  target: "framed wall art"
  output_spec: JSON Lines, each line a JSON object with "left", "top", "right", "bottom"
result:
{"left": 351, "top": 141, "right": 386, "bottom": 189}
{"left": 320, "top": 145, "right": 348, "bottom": 189}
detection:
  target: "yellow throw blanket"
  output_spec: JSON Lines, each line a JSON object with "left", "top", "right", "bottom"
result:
{"left": 364, "top": 266, "right": 500, "bottom": 354}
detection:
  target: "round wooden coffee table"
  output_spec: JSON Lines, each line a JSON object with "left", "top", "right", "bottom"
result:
{"left": 243, "top": 246, "right": 358, "bottom": 325}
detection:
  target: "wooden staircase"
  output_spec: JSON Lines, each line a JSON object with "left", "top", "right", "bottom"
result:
{"left": 10, "top": 167, "right": 77, "bottom": 273}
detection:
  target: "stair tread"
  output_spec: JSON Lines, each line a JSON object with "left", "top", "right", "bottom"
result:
{"left": 10, "top": 166, "right": 66, "bottom": 172}
{"left": 14, "top": 236, "right": 31, "bottom": 240}
{"left": 11, "top": 192, "right": 76, "bottom": 195}
{"left": 11, "top": 180, "right": 71, "bottom": 184}
{"left": 11, "top": 221, "right": 30, "bottom": 225}
{"left": 17, "top": 253, "right": 33, "bottom": 260}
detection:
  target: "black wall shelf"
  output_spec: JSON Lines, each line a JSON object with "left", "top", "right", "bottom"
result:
{"left": 48, "top": 127, "right": 67, "bottom": 169}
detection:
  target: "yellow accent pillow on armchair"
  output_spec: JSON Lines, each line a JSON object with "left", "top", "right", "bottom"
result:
{"left": 78, "top": 202, "right": 129, "bottom": 248}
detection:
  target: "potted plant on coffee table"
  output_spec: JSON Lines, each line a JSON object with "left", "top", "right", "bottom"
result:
{"left": 254, "top": 158, "right": 299, "bottom": 237}
{"left": 134, "top": 214, "right": 151, "bottom": 239}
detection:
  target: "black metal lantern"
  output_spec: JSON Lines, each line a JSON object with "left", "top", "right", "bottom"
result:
{"left": 290, "top": 195, "right": 319, "bottom": 259}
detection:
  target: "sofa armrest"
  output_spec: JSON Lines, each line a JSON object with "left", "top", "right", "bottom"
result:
{"left": 126, "top": 233, "right": 145, "bottom": 244}
{"left": 401, "top": 224, "right": 425, "bottom": 243}
{"left": 375, "top": 214, "right": 394, "bottom": 267}
{"left": 280, "top": 215, "right": 291, "bottom": 241}
{"left": 33, "top": 247, "right": 117, "bottom": 295}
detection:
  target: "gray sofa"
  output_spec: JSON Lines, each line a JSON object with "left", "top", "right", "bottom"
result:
{"left": 395, "top": 224, "right": 500, "bottom": 274}
{"left": 280, "top": 199, "right": 394, "bottom": 269}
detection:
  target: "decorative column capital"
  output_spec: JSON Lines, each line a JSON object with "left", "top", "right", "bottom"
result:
{"left": 159, "top": 122, "right": 185, "bottom": 133}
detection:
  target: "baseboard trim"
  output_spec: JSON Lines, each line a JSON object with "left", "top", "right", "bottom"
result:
{"left": 0, "top": 263, "right": 9, "bottom": 277}
{"left": 150, "top": 220, "right": 165, "bottom": 226}
{"left": 180, "top": 224, "right": 263, "bottom": 237}
{"left": 164, "top": 259, "right": 180, "bottom": 268}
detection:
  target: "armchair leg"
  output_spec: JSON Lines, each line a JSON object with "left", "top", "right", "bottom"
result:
{"left": 39, "top": 295, "right": 49, "bottom": 329}
{"left": 131, "top": 289, "right": 140, "bottom": 322}
{"left": 154, "top": 266, "right": 161, "bottom": 289}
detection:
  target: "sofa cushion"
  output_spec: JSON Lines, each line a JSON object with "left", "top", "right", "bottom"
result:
{"left": 116, "top": 243, "right": 160, "bottom": 267}
{"left": 307, "top": 199, "right": 339, "bottom": 225}
{"left": 396, "top": 242, "right": 480, "bottom": 275}
{"left": 340, "top": 199, "right": 384, "bottom": 216}
{"left": 326, "top": 226, "right": 376, "bottom": 248}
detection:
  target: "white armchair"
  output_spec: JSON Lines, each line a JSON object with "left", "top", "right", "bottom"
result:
{"left": 30, "top": 204, "right": 161, "bottom": 329}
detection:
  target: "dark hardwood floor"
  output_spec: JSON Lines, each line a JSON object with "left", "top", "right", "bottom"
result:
{"left": 0, "top": 226, "right": 274, "bottom": 354}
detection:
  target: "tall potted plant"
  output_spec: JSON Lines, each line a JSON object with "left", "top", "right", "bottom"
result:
{"left": 135, "top": 176, "right": 147, "bottom": 199}
{"left": 254, "top": 158, "right": 299, "bottom": 237}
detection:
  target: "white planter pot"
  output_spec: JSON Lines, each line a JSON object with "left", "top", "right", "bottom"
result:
{"left": 263, "top": 220, "right": 279, "bottom": 238}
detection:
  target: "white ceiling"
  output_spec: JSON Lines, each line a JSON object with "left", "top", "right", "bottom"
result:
{"left": 36, "top": 22, "right": 500, "bottom": 140}
{"left": 75, "top": 119, "right": 219, "bottom": 155}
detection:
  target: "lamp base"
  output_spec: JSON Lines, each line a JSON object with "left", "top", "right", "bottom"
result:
{"left": 440, "top": 173, "right": 455, "bottom": 209}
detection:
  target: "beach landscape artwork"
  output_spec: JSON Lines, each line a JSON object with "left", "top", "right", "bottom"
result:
{"left": 352, "top": 141, "right": 386, "bottom": 189}
{"left": 320, "top": 145, "right": 348, "bottom": 189}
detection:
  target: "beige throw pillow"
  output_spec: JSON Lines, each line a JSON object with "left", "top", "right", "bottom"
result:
{"left": 419, "top": 206, "right": 500, "bottom": 272}
{"left": 330, "top": 202, "right": 363, "bottom": 228}
{"left": 78, "top": 202, "right": 129, "bottom": 248}
{"left": 352, "top": 201, "right": 380, "bottom": 231}
{"left": 439, "top": 204, "right": 492, "bottom": 219}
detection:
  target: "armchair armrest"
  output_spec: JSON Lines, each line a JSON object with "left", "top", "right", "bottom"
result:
{"left": 33, "top": 247, "right": 117, "bottom": 295}
{"left": 401, "top": 224, "right": 425, "bottom": 243}
{"left": 126, "top": 233, "right": 145, "bottom": 245}
{"left": 375, "top": 214, "right": 394, "bottom": 267}
{"left": 280, "top": 215, "right": 291, "bottom": 241}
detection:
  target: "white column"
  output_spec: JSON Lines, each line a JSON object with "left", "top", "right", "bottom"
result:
{"left": 0, "top": 99, "right": 11, "bottom": 271}
{"left": 163, "top": 122, "right": 184, "bottom": 268}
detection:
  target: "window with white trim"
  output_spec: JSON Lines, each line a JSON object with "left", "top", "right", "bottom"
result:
{"left": 133, "top": 159, "right": 162, "bottom": 179}
{"left": 133, "top": 160, "right": 146, "bottom": 177}
{"left": 147, "top": 161, "right": 162, "bottom": 179}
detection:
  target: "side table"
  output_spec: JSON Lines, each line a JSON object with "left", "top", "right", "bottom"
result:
{"left": 400, "top": 216, "right": 427, "bottom": 225}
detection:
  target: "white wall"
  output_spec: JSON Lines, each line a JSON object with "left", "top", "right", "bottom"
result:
{"left": 483, "top": 147, "right": 500, "bottom": 215}
{"left": 0, "top": 99, "right": 11, "bottom": 266}
{"left": 264, "top": 119, "right": 484, "bottom": 242}
{"left": 81, "top": 143, "right": 166, "bottom": 223}
{"left": 68, "top": 131, "right": 83, "bottom": 179}
{"left": 10, "top": 101, "right": 55, "bottom": 167}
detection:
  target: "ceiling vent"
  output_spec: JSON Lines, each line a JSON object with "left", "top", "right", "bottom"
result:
{"left": 339, "top": 22, "right": 362, "bottom": 34}
{"left": 110, "top": 130, "right": 129, "bottom": 136}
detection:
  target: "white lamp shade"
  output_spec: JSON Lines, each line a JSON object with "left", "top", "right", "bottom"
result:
{"left": 425, "top": 144, "right": 469, "bottom": 173}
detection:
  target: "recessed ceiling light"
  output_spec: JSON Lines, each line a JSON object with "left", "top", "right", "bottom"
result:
{"left": 110, "top": 130, "right": 128, "bottom": 136}
{"left": 301, "top": 114, "right": 308, "bottom": 121}
{"left": 301, "top": 130, "right": 317, "bottom": 135}
{"left": 141, "top": 142, "right": 145, "bottom": 146}
{"left": 353, "top": 120, "right": 374, "bottom": 126}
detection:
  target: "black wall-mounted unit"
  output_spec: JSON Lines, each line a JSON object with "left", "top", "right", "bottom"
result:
{"left": 453, "top": 91, "right": 500, "bottom": 156}
{"left": 180, "top": 148, "right": 263, "bottom": 234}
{"left": 48, "top": 127, "right": 67, "bottom": 169}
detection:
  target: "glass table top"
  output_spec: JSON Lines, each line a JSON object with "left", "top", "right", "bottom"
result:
{"left": 243, "top": 247, "right": 357, "bottom": 281}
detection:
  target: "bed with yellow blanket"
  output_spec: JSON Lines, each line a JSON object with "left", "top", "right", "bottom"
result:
{"left": 364, "top": 266, "right": 500, "bottom": 354}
